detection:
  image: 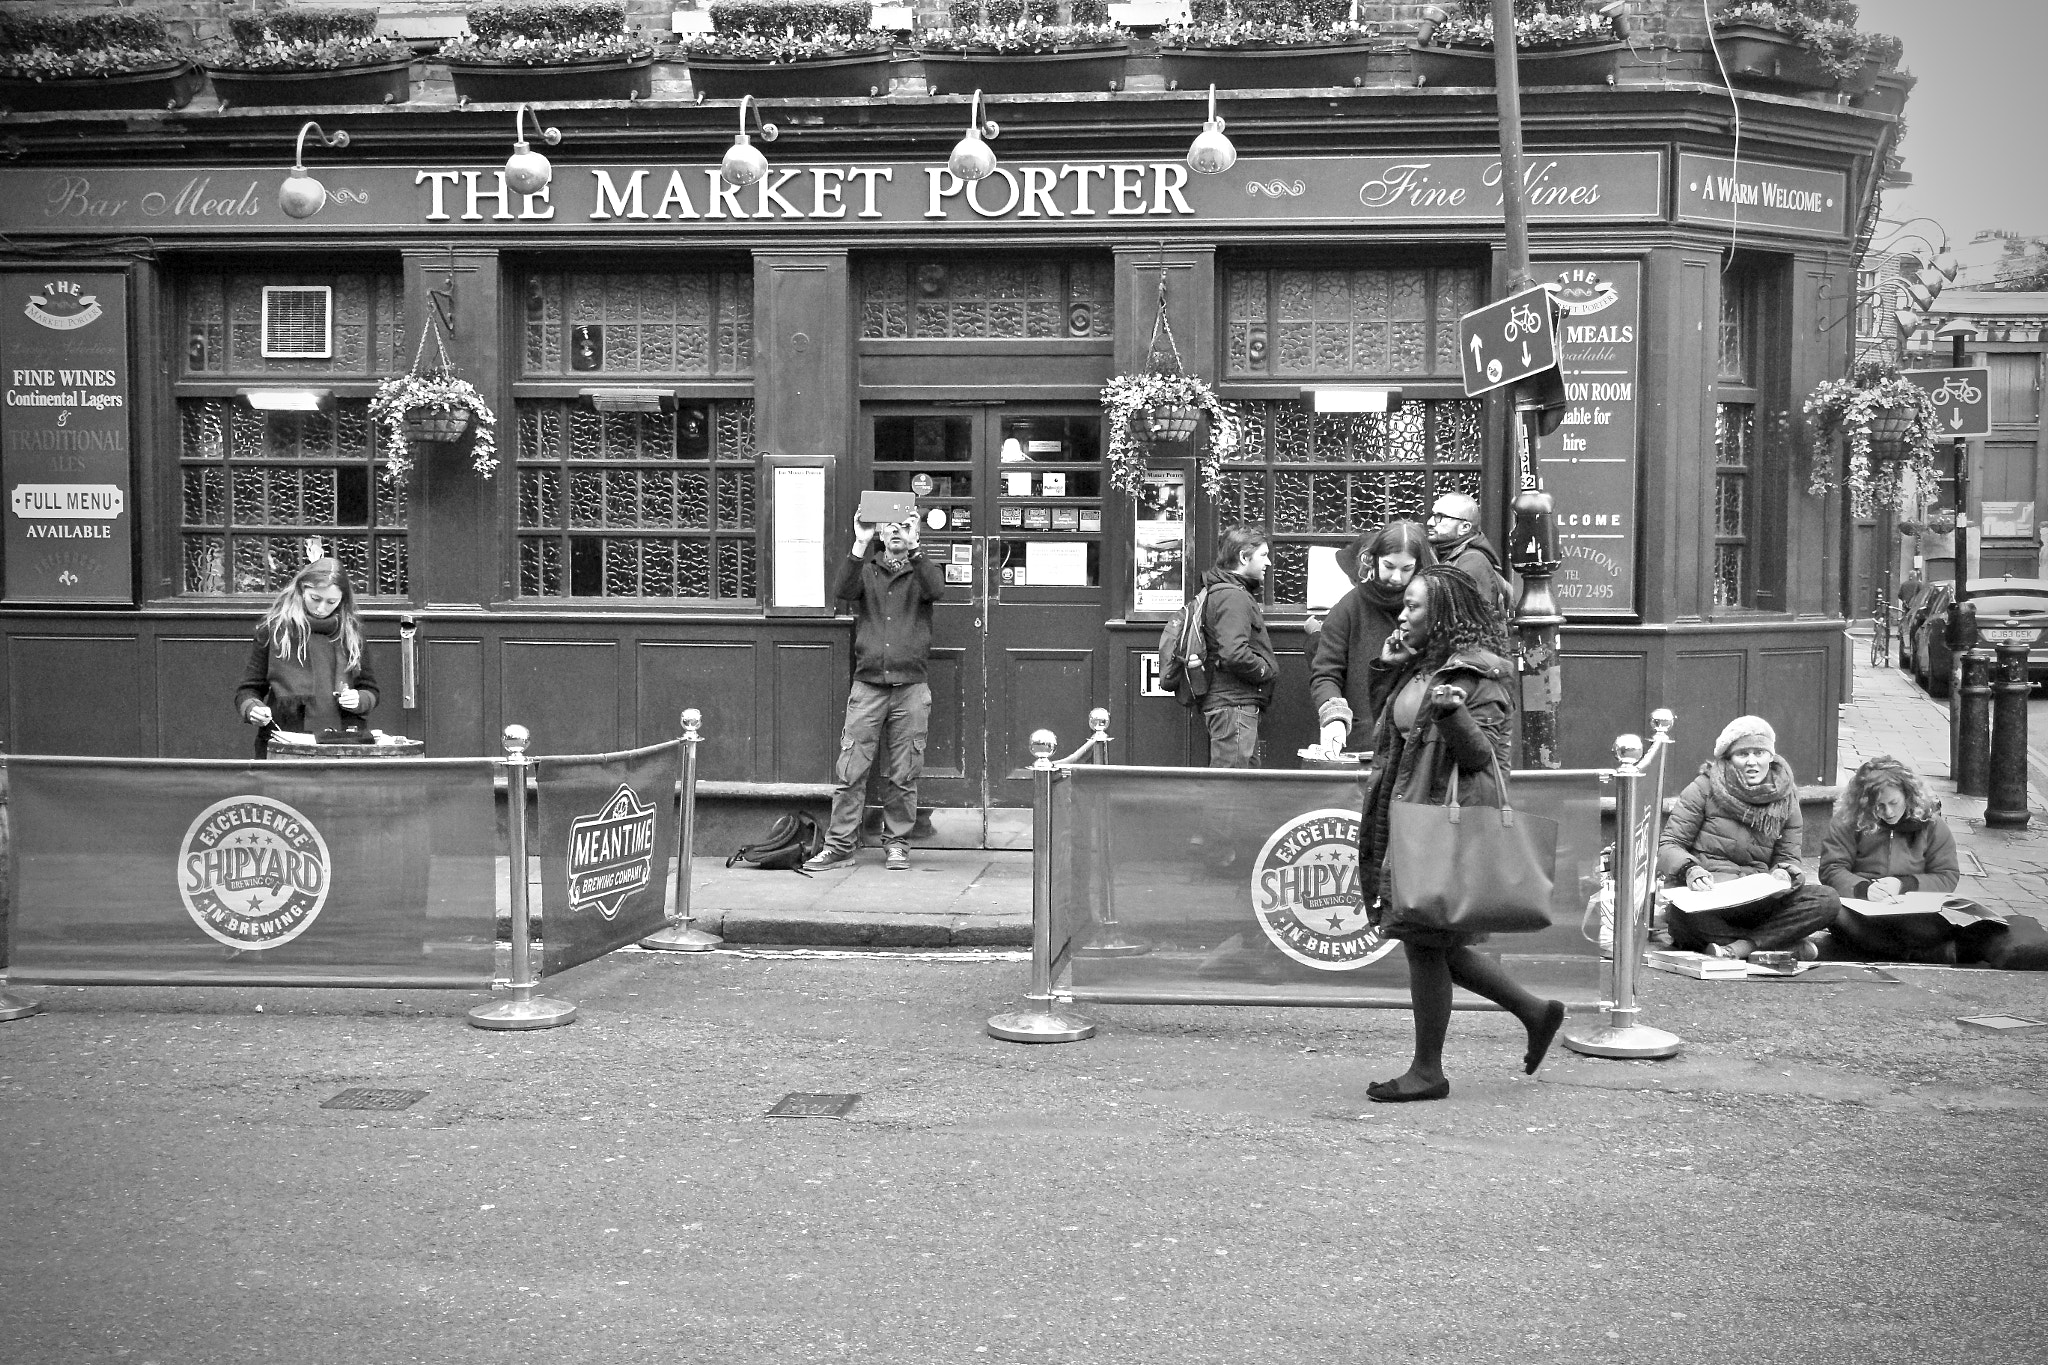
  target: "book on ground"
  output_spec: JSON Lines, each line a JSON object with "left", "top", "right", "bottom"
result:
{"left": 1645, "top": 949, "right": 1751, "bottom": 979}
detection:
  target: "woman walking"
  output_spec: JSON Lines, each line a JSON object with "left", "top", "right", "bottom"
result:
{"left": 1310, "top": 519, "right": 1433, "bottom": 755}
{"left": 1357, "top": 564, "right": 1567, "bottom": 1103}
{"left": 234, "top": 558, "right": 378, "bottom": 758}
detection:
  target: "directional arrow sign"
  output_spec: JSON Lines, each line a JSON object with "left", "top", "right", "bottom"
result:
{"left": 1457, "top": 285, "right": 1560, "bottom": 397}
{"left": 1903, "top": 366, "right": 1990, "bottom": 439}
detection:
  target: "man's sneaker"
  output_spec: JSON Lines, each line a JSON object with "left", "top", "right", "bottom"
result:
{"left": 802, "top": 846, "right": 856, "bottom": 872}
{"left": 884, "top": 844, "right": 909, "bottom": 871}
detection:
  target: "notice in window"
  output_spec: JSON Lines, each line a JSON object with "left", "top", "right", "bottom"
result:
{"left": 1025, "top": 540, "right": 1090, "bottom": 587}
{"left": 1534, "top": 259, "right": 1641, "bottom": 617}
{"left": 1306, "top": 545, "right": 1348, "bottom": 612}
{"left": 771, "top": 464, "right": 827, "bottom": 609}
{"left": 1132, "top": 468, "right": 1186, "bottom": 614}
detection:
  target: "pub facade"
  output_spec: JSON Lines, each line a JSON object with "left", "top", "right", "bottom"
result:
{"left": 0, "top": 38, "right": 1901, "bottom": 843}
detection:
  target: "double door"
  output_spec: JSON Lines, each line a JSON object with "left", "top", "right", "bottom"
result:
{"left": 862, "top": 403, "right": 1108, "bottom": 837}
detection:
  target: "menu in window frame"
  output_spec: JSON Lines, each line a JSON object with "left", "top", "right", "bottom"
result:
{"left": 1533, "top": 259, "right": 1640, "bottom": 618}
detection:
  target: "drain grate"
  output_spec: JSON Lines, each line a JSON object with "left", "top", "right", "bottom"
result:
{"left": 765, "top": 1092, "right": 860, "bottom": 1120}
{"left": 321, "top": 1087, "right": 429, "bottom": 1111}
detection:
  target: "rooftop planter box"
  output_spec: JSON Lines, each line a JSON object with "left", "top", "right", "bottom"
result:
{"left": 1157, "top": 0, "right": 1383, "bottom": 90}
{"left": 1851, "top": 67, "right": 1914, "bottom": 118}
{"left": 0, "top": 58, "right": 205, "bottom": 112}
{"left": 1410, "top": 3, "right": 1627, "bottom": 87}
{"left": 442, "top": 0, "right": 655, "bottom": 102}
{"left": 0, "top": 10, "right": 203, "bottom": 112}
{"left": 197, "top": 6, "right": 416, "bottom": 108}
{"left": 677, "top": 0, "right": 894, "bottom": 100}
{"left": 917, "top": 3, "right": 1127, "bottom": 94}
{"left": 1709, "top": 4, "right": 1901, "bottom": 98}
{"left": 684, "top": 49, "right": 895, "bottom": 99}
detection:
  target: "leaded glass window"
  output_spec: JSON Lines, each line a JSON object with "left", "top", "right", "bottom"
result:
{"left": 177, "top": 398, "right": 408, "bottom": 596}
{"left": 522, "top": 270, "right": 753, "bottom": 377}
{"left": 1713, "top": 404, "right": 1753, "bottom": 609}
{"left": 516, "top": 399, "right": 757, "bottom": 601}
{"left": 182, "top": 271, "right": 404, "bottom": 377}
{"left": 1219, "top": 398, "right": 1486, "bottom": 609}
{"left": 1224, "top": 266, "right": 1483, "bottom": 379}
{"left": 857, "top": 257, "right": 1113, "bottom": 340}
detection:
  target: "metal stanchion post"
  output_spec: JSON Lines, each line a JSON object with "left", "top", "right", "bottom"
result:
{"left": 470, "top": 725, "right": 578, "bottom": 1031}
{"left": 986, "top": 730, "right": 1096, "bottom": 1043}
{"left": 1565, "top": 715, "right": 1683, "bottom": 1060}
{"left": 1985, "top": 615, "right": 2041, "bottom": 829}
{"left": 641, "top": 707, "right": 722, "bottom": 952}
{"left": 1074, "top": 708, "right": 1148, "bottom": 960}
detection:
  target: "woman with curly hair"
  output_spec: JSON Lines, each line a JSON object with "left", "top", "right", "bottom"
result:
{"left": 1355, "top": 563, "right": 1567, "bottom": 1103}
{"left": 1656, "top": 716, "right": 1838, "bottom": 959}
{"left": 1818, "top": 755, "right": 1979, "bottom": 962}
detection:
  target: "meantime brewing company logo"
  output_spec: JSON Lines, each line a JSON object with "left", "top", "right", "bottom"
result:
{"left": 566, "top": 784, "right": 658, "bottom": 920}
{"left": 1250, "top": 808, "right": 1393, "bottom": 970}
{"left": 178, "top": 796, "right": 332, "bottom": 949}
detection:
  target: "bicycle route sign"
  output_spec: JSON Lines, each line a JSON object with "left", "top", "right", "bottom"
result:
{"left": 1457, "top": 284, "right": 1560, "bottom": 397}
{"left": 1904, "top": 367, "right": 1990, "bottom": 439}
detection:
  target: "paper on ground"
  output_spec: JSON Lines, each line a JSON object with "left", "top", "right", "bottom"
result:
{"left": 1840, "top": 891, "right": 2005, "bottom": 927}
{"left": 1662, "top": 872, "right": 1784, "bottom": 913}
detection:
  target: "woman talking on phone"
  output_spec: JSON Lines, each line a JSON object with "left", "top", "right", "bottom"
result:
{"left": 234, "top": 558, "right": 378, "bottom": 758}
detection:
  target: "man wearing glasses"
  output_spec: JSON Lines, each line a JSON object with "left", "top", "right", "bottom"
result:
{"left": 805, "top": 507, "right": 947, "bottom": 872}
{"left": 1426, "top": 491, "right": 1513, "bottom": 625}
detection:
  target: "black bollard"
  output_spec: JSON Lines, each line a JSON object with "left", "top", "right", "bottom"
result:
{"left": 1957, "top": 648, "right": 1994, "bottom": 798}
{"left": 1985, "top": 620, "right": 2042, "bottom": 829}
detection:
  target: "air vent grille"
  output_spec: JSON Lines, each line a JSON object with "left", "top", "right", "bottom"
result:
{"left": 261, "top": 286, "right": 332, "bottom": 359}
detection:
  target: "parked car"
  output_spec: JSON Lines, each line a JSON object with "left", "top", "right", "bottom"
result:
{"left": 1909, "top": 577, "right": 2048, "bottom": 697}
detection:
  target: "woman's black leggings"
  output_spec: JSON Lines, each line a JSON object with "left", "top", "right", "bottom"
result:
{"left": 1402, "top": 941, "right": 1546, "bottom": 1077}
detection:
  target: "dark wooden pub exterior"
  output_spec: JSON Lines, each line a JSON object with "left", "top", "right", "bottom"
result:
{"left": 0, "top": 35, "right": 1900, "bottom": 845}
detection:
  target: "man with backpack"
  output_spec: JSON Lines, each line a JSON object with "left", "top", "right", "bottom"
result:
{"left": 1197, "top": 524, "right": 1279, "bottom": 768}
{"left": 803, "top": 506, "right": 947, "bottom": 872}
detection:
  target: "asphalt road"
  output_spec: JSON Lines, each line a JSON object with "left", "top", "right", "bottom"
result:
{"left": 4, "top": 950, "right": 2048, "bottom": 1364}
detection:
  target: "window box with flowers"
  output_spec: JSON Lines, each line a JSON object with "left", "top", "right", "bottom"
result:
{"left": 1101, "top": 372, "right": 1241, "bottom": 499}
{"left": 197, "top": 5, "right": 416, "bottom": 110}
{"left": 0, "top": 10, "right": 204, "bottom": 113}
{"left": 1710, "top": 2, "right": 1902, "bottom": 98}
{"left": 441, "top": 1, "right": 655, "bottom": 103}
{"left": 1157, "top": 0, "right": 1388, "bottom": 92}
{"left": 1411, "top": 2, "right": 1636, "bottom": 88}
{"left": 676, "top": 0, "right": 896, "bottom": 101}
{"left": 1804, "top": 360, "right": 1941, "bottom": 516}
{"left": 917, "top": 1, "right": 1128, "bottom": 95}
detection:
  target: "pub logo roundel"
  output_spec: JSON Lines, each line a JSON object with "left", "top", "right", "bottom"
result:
{"left": 178, "top": 796, "right": 332, "bottom": 949}
{"left": 1249, "top": 807, "right": 1393, "bottom": 971}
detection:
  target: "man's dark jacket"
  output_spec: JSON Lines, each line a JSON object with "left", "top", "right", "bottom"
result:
{"left": 831, "top": 545, "right": 948, "bottom": 686}
{"left": 1433, "top": 530, "right": 1513, "bottom": 618}
{"left": 1199, "top": 566, "right": 1278, "bottom": 709}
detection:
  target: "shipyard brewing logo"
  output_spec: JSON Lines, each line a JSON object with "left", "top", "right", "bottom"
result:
{"left": 1250, "top": 808, "right": 1393, "bottom": 970}
{"left": 178, "top": 796, "right": 331, "bottom": 949}
{"left": 23, "top": 278, "right": 104, "bottom": 331}
{"left": 567, "top": 783, "right": 658, "bottom": 919}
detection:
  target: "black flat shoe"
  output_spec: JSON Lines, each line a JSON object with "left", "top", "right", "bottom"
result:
{"left": 1524, "top": 1000, "right": 1567, "bottom": 1075}
{"left": 1366, "top": 1076, "right": 1450, "bottom": 1103}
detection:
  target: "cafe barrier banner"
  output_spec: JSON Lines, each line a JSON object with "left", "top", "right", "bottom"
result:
{"left": 1048, "top": 765, "right": 1607, "bottom": 1008}
{"left": 5, "top": 756, "right": 500, "bottom": 987}
{"left": 533, "top": 742, "right": 680, "bottom": 976}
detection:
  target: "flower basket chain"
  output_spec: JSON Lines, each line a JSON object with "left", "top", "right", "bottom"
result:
{"left": 1100, "top": 246, "right": 1241, "bottom": 499}
{"left": 369, "top": 313, "right": 498, "bottom": 482}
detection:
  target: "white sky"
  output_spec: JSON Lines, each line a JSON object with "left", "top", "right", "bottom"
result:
{"left": 1851, "top": 0, "right": 2048, "bottom": 253}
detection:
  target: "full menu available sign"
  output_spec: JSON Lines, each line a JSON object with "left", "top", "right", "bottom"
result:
{"left": 1534, "top": 260, "right": 1640, "bottom": 617}
{"left": 1, "top": 271, "right": 132, "bottom": 601}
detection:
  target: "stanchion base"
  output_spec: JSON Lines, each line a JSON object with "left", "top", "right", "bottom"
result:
{"left": 1076, "top": 934, "right": 1151, "bottom": 959}
{"left": 986, "top": 1008, "right": 1096, "bottom": 1044}
{"left": 639, "top": 925, "right": 723, "bottom": 952}
{"left": 468, "top": 995, "right": 578, "bottom": 1031}
{"left": 0, "top": 991, "right": 43, "bottom": 1022}
{"left": 1563, "top": 1022, "right": 1683, "bottom": 1059}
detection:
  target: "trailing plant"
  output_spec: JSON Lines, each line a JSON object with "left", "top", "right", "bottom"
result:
{"left": 197, "top": 5, "right": 412, "bottom": 73}
{"left": 1428, "top": 2, "right": 1615, "bottom": 50}
{"left": 441, "top": 0, "right": 651, "bottom": 64}
{"left": 676, "top": 0, "right": 892, "bottom": 59}
{"left": 1714, "top": 1, "right": 1901, "bottom": 83}
{"left": 371, "top": 322, "right": 499, "bottom": 482}
{"left": 919, "top": 19, "right": 1125, "bottom": 54}
{"left": 1803, "top": 359, "right": 1942, "bottom": 516}
{"left": 0, "top": 11, "right": 187, "bottom": 80}
{"left": 945, "top": 0, "right": 1112, "bottom": 23}
{"left": 1101, "top": 372, "right": 1240, "bottom": 499}
{"left": 1163, "top": 0, "right": 1374, "bottom": 50}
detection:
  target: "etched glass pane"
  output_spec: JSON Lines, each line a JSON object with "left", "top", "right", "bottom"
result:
{"left": 1717, "top": 473, "right": 1746, "bottom": 537}
{"left": 1273, "top": 471, "right": 1313, "bottom": 533}
{"left": 1714, "top": 543, "right": 1745, "bottom": 607}
{"left": 859, "top": 258, "right": 1111, "bottom": 339}
{"left": 182, "top": 270, "right": 401, "bottom": 378}
{"left": 1269, "top": 542, "right": 1308, "bottom": 607}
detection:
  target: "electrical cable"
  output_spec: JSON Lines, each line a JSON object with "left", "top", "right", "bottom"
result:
{"left": 1703, "top": 0, "right": 1742, "bottom": 270}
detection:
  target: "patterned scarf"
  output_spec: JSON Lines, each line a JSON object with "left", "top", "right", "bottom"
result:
{"left": 1705, "top": 756, "right": 1797, "bottom": 841}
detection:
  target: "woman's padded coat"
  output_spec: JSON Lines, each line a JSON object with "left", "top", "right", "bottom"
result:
{"left": 1308, "top": 586, "right": 1400, "bottom": 751}
{"left": 1372, "top": 648, "right": 1514, "bottom": 806}
{"left": 1817, "top": 815, "right": 1960, "bottom": 899}
{"left": 1656, "top": 763, "right": 1804, "bottom": 883}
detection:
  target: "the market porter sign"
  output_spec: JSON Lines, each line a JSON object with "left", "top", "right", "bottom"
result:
{"left": 0, "top": 152, "right": 1665, "bottom": 234}
{"left": 1, "top": 271, "right": 132, "bottom": 602}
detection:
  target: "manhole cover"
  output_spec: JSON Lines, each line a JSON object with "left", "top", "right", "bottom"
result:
{"left": 321, "top": 1088, "right": 429, "bottom": 1111}
{"left": 765, "top": 1092, "right": 860, "bottom": 1120}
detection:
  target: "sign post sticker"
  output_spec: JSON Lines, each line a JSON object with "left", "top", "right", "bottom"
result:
{"left": 567, "top": 782, "right": 660, "bottom": 920}
{"left": 1250, "top": 808, "right": 1395, "bottom": 971}
{"left": 1903, "top": 367, "right": 1990, "bottom": 440}
{"left": 1458, "top": 284, "right": 1560, "bottom": 397}
{"left": 178, "top": 795, "right": 331, "bottom": 950}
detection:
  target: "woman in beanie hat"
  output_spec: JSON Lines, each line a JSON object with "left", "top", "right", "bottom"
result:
{"left": 1655, "top": 715, "right": 1838, "bottom": 959}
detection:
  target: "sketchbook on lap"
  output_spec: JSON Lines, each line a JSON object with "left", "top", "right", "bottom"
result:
{"left": 1839, "top": 892, "right": 2005, "bottom": 927}
{"left": 1661, "top": 872, "right": 1785, "bottom": 914}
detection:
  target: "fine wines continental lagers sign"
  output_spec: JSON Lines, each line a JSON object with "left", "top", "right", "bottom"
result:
{"left": 0, "top": 271, "right": 132, "bottom": 602}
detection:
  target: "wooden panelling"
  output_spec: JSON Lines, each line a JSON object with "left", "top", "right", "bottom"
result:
{"left": 1559, "top": 649, "right": 1649, "bottom": 769}
{"left": 859, "top": 344, "right": 1113, "bottom": 395}
{"left": 1265, "top": 642, "right": 1314, "bottom": 768}
{"left": 11, "top": 635, "right": 141, "bottom": 755}
{"left": 996, "top": 647, "right": 1094, "bottom": 782}
{"left": 769, "top": 640, "right": 843, "bottom": 784}
{"left": 501, "top": 640, "right": 619, "bottom": 757}
{"left": 157, "top": 635, "right": 258, "bottom": 759}
{"left": 1756, "top": 646, "right": 1833, "bottom": 785}
{"left": 921, "top": 646, "right": 968, "bottom": 780}
{"left": 755, "top": 252, "right": 850, "bottom": 460}
{"left": 637, "top": 640, "right": 756, "bottom": 779}
{"left": 422, "top": 637, "right": 485, "bottom": 757}
{"left": 1123, "top": 638, "right": 1202, "bottom": 767}
{"left": 1668, "top": 650, "right": 1747, "bottom": 778}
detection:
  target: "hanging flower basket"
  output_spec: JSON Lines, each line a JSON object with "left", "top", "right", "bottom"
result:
{"left": 1102, "top": 372, "right": 1240, "bottom": 498}
{"left": 1804, "top": 361, "right": 1941, "bottom": 516}
{"left": 371, "top": 317, "right": 497, "bottom": 481}
{"left": 1144, "top": 403, "right": 1205, "bottom": 446}
{"left": 1865, "top": 403, "right": 1917, "bottom": 459}
{"left": 404, "top": 404, "right": 477, "bottom": 446}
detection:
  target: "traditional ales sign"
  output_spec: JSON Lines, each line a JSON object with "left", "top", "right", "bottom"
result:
{"left": 1, "top": 270, "right": 132, "bottom": 601}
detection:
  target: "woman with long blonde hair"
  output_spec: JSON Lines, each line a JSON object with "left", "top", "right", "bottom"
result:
{"left": 233, "top": 558, "right": 378, "bottom": 757}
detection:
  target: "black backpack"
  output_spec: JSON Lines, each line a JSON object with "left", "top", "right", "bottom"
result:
{"left": 726, "top": 811, "right": 824, "bottom": 874}
{"left": 1156, "top": 586, "right": 1214, "bottom": 709}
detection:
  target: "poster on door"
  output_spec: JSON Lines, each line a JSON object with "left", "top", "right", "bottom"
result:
{"left": 1132, "top": 469, "right": 1186, "bottom": 614}
{"left": 1533, "top": 260, "right": 1639, "bottom": 617}
{"left": 1, "top": 270, "right": 133, "bottom": 602}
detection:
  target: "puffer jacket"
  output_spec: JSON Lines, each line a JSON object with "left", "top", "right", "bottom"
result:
{"left": 1372, "top": 648, "right": 1514, "bottom": 808}
{"left": 1656, "top": 761, "right": 1804, "bottom": 883}
{"left": 1200, "top": 567, "right": 1277, "bottom": 710}
{"left": 1818, "top": 814, "right": 1960, "bottom": 898}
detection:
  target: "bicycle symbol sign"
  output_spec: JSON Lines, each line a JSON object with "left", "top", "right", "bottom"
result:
{"left": 1457, "top": 285, "right": 1559, "bottom": 397}
{"left": 1904, "top": 366, "right": 1990, "bottom": 439}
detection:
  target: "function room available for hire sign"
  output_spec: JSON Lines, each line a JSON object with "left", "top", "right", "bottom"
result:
{"left": 1, "top": 271, "right": 132, "bottom": 602}
{"left": 1534, "top": 261, "right": 1641, "bottom": 617}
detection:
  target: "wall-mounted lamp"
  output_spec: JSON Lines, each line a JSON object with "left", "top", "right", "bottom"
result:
{"left": 720, "top": 95, "right": 779, "bottom": 189}
{"left": 506, "top": 104, "right": 561, "bottom": 196}
{"left": 1310, "top": 386, "right": 1404, "bottom": 414}
{"left": 580, "top": 387, "right": 675, "bottom": 414}
{"left": 237, "top": 387, "right": 333, "bottom": 412}
{"left": 1582, "top": 0, "right": 1632, "bottom": 40}
{"left": 278, "top": 121, "right": 349, "bottom": 219}
{"left": 1186, "top": 85, "right": 1236, "bottom": 176}
{"left": 947, "top": 91, "right": 1000, "bottom": 182}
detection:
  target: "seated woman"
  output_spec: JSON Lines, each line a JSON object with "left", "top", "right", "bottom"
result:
{"left": 1819, "top": 755, "right": 1982, "bottom": 964}
{"left": 1656, "top": 716, "right": 1839, "bottom": 959}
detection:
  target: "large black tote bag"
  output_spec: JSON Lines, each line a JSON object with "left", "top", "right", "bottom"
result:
{"left": 1382, "top": 755, "right": 1557, "bottom": 936}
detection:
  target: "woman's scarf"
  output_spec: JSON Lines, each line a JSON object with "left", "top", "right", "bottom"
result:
{"left": 1357, "top": 576, "right": 1407, "bottom": 615}
{"left": 1705, "top": 756, "right": 1797, "bottom": 841}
